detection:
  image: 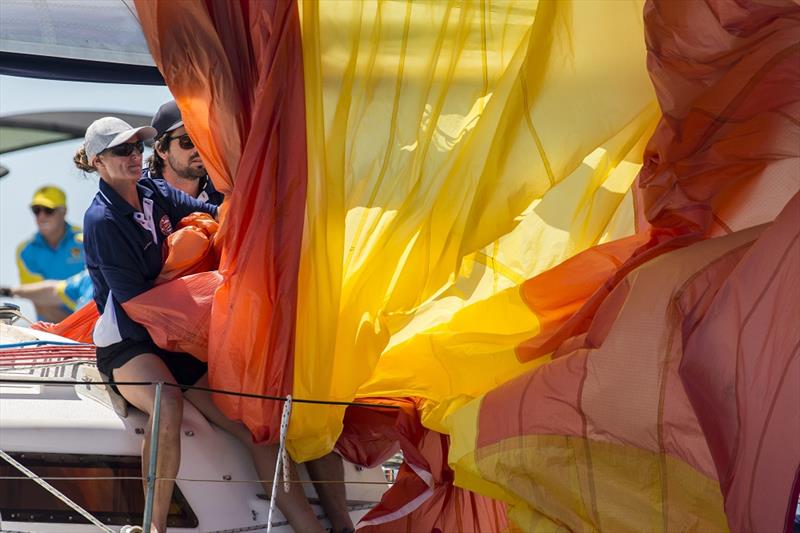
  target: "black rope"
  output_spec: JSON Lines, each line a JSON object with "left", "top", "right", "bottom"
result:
{"left": 0, "top": 378, "right": 400, "bottom": 409}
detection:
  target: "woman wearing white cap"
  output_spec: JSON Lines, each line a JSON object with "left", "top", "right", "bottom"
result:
{"left": 74, "top": 118, "right": 326, "bottom": 533}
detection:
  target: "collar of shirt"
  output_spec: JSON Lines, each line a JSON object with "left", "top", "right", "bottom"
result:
{"left": 98, "top": 178, "right": 155, "bottom": 216}
{"left": 32, "top": 222, "right": 77, "bottom": 249}
{"left": 144, "top": 168, "right": 221, "bottom": 205}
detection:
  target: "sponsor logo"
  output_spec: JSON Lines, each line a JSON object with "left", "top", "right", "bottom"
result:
{"left": 159, "top": 215, "right": 173, "bottom": 236}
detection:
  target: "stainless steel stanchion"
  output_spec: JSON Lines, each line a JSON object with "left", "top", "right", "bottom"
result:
{"left": 142, "top": 382, "right": 163, "bottom": 533}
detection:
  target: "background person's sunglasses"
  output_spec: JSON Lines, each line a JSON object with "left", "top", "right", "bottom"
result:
{"left": 167, "top": 133, "right": 195, "bottom": 150}
{"left": 31, "top": 206, "right": 56, "bottom": 216}
{"left": 107, "top": 140, "right": 145, "bottom": 157}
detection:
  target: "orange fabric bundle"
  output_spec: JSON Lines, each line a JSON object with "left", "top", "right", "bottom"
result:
{"left": 123, "top": 272, "right": 221, "bottom": 361}
{"left": 157, "top": 213, "right": 220, "bottom": 282}
{"left": 126, "top": 213, "right": 220, "bottom": 358}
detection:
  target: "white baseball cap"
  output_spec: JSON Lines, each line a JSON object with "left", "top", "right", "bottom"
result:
{"left": 84, "top": 117, "right": 156, "bottom": 162}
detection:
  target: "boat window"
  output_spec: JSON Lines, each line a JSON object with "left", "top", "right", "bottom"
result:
{"left": 0, "top": 451, "right": 198, "bottom": 528}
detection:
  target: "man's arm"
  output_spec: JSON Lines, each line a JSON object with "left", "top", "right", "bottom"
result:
{"left": 0, "top": 281, "right": 70, "bottom": 323}
{"left": 3, "top": 280, "right": 60, "bottom": 305}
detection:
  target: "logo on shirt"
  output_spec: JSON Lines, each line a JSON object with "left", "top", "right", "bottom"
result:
{"left": 70, "top": 247, "right": 81, "bottom": 258}
{"left": 159, "top": 215, "right": 173, "bottom": 236}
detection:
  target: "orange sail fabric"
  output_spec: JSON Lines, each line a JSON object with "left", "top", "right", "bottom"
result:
{"left": 135, "top": 0, "right": 309, "bottom": 442}
{"left": 31, "top": 301, "right": 97, "bottom": 344}
{"left": 123, "top": 272, "right": 221, "bottom": 362}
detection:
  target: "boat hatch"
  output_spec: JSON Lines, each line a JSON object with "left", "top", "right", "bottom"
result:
{"left": 0, "top": 451, "right": 198, "bottom": 528}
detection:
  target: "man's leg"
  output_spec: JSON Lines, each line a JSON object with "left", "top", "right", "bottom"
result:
{"left": 306, "top": 453, "right": 354, "bottom": 532}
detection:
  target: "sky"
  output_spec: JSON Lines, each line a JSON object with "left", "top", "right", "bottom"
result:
{"left": 0, "top": 74, "right": 172, "bottom": 320}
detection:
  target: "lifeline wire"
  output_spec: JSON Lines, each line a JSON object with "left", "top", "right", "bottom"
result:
{"left": 0, "top": 475, "right": 393, "bottom": 484}
{"left": 0, "top": 377, "right": 402, "bottom": 409}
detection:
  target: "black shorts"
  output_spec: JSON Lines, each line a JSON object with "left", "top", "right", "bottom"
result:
{"left": 95, "top": 338, "right": 207, "bottom": 394}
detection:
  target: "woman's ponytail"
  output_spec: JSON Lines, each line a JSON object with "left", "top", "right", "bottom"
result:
{"left": 73, "top": 144, "right": 96, "bottom": 173}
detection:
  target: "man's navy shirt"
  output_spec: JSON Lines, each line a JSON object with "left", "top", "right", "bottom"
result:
{"left": 84, "top": 178, "right": 217, "bottom": 346}
{"left": 142, "top": 168, "right": 225, "bottom": 206}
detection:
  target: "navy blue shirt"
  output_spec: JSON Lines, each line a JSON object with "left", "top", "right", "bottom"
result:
{"left": 142, "top": 168, "right": 225, "bottom": 206}
{"left": 84, "top": 178, "right": 218, "bottom": 346}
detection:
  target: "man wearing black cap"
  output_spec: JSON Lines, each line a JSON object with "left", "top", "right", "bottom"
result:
{"left": 145, "top": 100, "right": 224, "bottom": 206}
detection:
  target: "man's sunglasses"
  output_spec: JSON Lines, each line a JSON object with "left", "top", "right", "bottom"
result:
{"left": 106, "top": 140, "right": 145, "bottom": 157}
{"left": 31, "top": 206, "right": 56, "bottom": 216}
{"left": 166, "top": 133, "right": 195, "bottom": 150}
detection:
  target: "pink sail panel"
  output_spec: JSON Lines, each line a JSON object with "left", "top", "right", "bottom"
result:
{"left": 681, "top": 192, "right": 800, "bottom": 533}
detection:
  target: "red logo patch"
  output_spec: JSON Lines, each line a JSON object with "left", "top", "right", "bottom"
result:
{"left": 159, "top": 215, "right": 173, "bottom": 236}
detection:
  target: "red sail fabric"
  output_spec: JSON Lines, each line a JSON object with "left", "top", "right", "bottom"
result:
{"left": 337, "top": 398, "right": 510, "bottom": 532}
{"left": 680, "top": 192, "right": 800, "bottom": 533}
{"left": 134, "top": 0, "right": 308, "bottom": 442}
{"left": 516, "top": 0, "right": 800, "bottom": 361}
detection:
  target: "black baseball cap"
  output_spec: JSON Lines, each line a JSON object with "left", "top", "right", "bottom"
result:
{"left": 151, "top": 100, "right": 184, "bottom": 138}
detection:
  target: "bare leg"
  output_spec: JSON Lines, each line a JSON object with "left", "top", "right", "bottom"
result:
{"left": 306, "top": 453, "right": 354, "bottom": 532}
{"left": 114, "top": 354, "right": 184, "bottom": 533}
{"left": 184, "top": 376, "right": 324, "bottom": 533}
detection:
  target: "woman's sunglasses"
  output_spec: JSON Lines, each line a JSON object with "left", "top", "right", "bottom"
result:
{"left": 106, "top": 140, "right": 145, "bottom": 157}
{"left": 167, "top": 133, "right": 195, "bottom": 151}
{"left": 31, "top": 206, "right": 56, "bottom": 216}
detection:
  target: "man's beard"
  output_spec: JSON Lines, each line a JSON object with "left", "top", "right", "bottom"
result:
{"left": 178, "top": 165, "right": 206, "bottom": 179}
{"left": 168, "top": 153, "right": 205, "bottom": 179}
